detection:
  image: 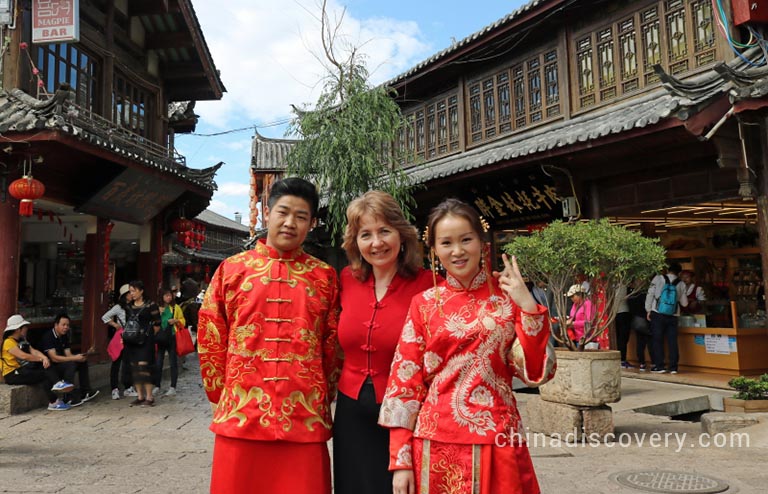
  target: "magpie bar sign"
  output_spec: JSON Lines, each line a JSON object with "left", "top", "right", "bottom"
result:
{"left": 32, "top": 0, "right": 80, "bottom": 44}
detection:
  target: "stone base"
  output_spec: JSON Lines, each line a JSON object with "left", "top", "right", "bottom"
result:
{"left": 539, "top": 349, "right": 621, "bottom": 406}
{"left": 523, "top": 395, "right": 614, "bottom": 442}
{"left": 0, "top": 384, "right": 49, "bottom": 415}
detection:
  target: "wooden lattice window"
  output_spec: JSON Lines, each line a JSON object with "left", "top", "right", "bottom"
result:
{"left": 574, "top": 0, "right": 719, "bottom": 110}
{"left": 399, "top": 92, "right": 459, "bottom": 166}
{"left": 36, "top": 43, "right": 98, "bottom": 110}
{"left": 467, "top": 48, "right": 561, "bottom": 146}
{"left": 113, "top": 73, "right": 153, "bottom": 137}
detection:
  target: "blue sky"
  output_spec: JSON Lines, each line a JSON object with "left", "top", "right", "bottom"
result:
{"left": 177, "top": 0, "right": 528, "bottom": 224}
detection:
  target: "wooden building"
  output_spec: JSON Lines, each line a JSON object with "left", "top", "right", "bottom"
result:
{"left": 1, "top": 0, "right": 224, "bottom": 359}
{"left": 249, "top": 0, "right": 768, "bottom": 377}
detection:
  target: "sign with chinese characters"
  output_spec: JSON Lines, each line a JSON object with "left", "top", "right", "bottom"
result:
{"left": 460, "top": 170, "right": 562, "bottom": 228}
{"left": 76, "top": 167, "right": 186, "bottom": 224}
{"left": 32, "top": 0, "right": 79, "bottom": 44}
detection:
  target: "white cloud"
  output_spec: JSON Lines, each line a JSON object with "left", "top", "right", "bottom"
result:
{"left": 191, "top": 0, "right": 431, "bottom": 131}
{"left": 217, "top": 182, "right": 251, "bottom": 197}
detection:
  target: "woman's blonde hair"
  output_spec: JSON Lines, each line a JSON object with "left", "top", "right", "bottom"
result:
{"left": 343, "top": 191, "right": 422, "bottom": 281}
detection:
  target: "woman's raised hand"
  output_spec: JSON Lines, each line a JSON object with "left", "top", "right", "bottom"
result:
{"left": 495, "top": 254, "right": 537, "bottom": 312}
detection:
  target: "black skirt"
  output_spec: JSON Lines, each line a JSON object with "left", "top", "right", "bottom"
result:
{"left": 333, "top": 383, "right": 393, "bottom": 494}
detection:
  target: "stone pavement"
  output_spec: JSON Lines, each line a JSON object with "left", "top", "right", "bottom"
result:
{"left": 0, "top": 356, "right": 213, "bottom": 494}
{"left": 1, "top": 359, "right": 767, "bottom": 494}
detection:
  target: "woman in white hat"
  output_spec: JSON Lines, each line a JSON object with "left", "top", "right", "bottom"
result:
{"left": 565, "top": 284, "right": 595, "bottom": 347}
{"left": 101, "top": 284, "right": 136, "bottom": 400}
{"left": 2, "top": 314, "right": 73, "bottom": 410}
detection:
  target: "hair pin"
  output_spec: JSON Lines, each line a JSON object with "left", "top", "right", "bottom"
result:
{"left": 479, "top": 216, "right": 490, "bottom": 233}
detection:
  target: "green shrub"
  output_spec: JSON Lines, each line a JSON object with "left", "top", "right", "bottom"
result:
{"left": 728, "top": 374, "right": 768, "bottom": 400}
{"left": 504, "top": 219, "right": 666, "bottom": 350}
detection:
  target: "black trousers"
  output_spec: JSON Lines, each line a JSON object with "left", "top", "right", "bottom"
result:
{"left": 650, "top": 312, "right": 679, "bottom": 371}
{"left": 50, "top": 361, "right": 93, "bottom": 394}
{"left": 3, "top": 365, "right": 59, "bottom": 402}
{"left": 333, "top": 383, "right": 393, "bottom": 494}
{"left": 615, "top": 312, "right": 631, "bottom": 361}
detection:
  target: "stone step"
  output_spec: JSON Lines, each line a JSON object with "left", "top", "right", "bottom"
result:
{"left": 632, "top": 395, "right": 712, "bottom": 418}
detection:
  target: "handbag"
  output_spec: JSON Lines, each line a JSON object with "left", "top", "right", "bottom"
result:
{"left": 107, "top": 327, "right": 124, "bottom": 361}
{"left": 175, "top": 324, "right": 195, "bottom": 356}
{"left": 630, "top": 315, "right": 651, "bottom": 335}
{"left": 155, "top": 324, "right": 173, "bottom": 345}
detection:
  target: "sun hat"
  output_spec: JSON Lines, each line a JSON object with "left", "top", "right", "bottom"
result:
{"left": 565, "top": 284, "right": 583, "bottom": 297}
{"left": 4, "top": 314, "right": 31, "bottom": 333}
{"left": 118, "top": 284, "right": 130, "bottom": 297}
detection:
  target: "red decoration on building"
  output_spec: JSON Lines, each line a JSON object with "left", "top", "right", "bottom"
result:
{"left": 103, "top": 222, "right": 114, "bottom": 292}
{"left": 8, "top": 176, "right": 45, "bottom": 216}
{"left": 171, "top": 217, "right": 194, "bottom": 234}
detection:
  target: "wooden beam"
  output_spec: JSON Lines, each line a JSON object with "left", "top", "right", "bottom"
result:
{"left": 129, "top": 0, "right": 177, "bottom": 17}
{"left": 145, "top": 32, "right": 194, "bottom": 50}
{"left": 161, "top": 62, "right": 205, "bottom": 80}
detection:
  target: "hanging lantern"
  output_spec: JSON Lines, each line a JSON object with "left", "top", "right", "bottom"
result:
{"left": 8, "top": 175, "right": 45, "bottom": 216}
{"left": 171, "top": 217, "right": 193, "bottom": 234}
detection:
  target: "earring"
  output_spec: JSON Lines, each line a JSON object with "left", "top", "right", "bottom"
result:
{"left": 400, "top": 243, "right": 405, "bottom": 253}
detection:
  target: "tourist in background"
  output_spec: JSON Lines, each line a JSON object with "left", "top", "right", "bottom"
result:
{"left": 124, "top": 280, "right": 161, "bottom": 406}
{"left": 101, "top": 283, "right": 135, "bottom": 399}
{"left": 154, "top": 288, "right": 185, "bottom": 397}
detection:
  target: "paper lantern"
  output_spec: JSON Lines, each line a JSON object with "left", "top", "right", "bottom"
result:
{"left": 8, "top": 176, "right": 45, "bottom": 216}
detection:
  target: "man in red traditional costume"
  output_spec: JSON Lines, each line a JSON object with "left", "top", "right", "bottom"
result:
{"left": 197, "top": 177, "right": 341, "bottom": 494}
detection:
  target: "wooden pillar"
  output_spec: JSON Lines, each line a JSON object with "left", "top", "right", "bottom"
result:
{"left": 0, "top": 197, "right": 21, "bottom": 326}
{"left": 81, "top": 218, "right": 109, "bottom": 359}
{"left": 100, "top": 0, "right": 115, "bottom": 118}
{"left": 758, "top": 115, "right": 768, "bottom": 312}
{"left": 137, "top": 221, "right": 154, "bottom": 298}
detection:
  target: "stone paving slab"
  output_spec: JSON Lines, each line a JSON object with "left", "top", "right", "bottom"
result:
{"left": 1, "top": 359, "right": 767, "bottom": 494}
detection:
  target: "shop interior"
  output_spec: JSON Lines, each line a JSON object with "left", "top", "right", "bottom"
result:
{"left": 17, "top": 200, "right": 141, "bottom": 347}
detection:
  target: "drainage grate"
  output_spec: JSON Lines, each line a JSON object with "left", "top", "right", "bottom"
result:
{"left": 614, "top": 471, "right": 729, "bottom": 493}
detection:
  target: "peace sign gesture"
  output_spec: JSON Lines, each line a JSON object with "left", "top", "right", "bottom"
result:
{"left": 494, "top": 254, "right": 537, "bottom": 313}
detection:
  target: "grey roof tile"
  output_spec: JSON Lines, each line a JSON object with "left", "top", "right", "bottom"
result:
{"left": 0, "top": 88, "right": 219, "bottom": 191}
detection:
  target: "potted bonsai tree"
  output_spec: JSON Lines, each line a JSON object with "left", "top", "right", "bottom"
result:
{"left": 504, "top": 219, "right": 666, "bottom": 406}
{"left": 724, "top": 374, "right": 768, "bottom": 413}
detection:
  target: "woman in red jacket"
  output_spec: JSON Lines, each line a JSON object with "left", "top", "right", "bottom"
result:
{"left": 334, "top": 191, "right": 433, "bottom": 494}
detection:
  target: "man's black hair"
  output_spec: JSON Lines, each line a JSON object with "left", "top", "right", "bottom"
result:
{"left": 267, "top": 177, "right": 319, "bottom": 219}
{"left": 54, "top": 313, "right": 70, "bottom": 325}
{"left": 667, "top": 262, "right": 683, "bottom": 275}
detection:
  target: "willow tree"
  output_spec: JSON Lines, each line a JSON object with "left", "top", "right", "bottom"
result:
{"left": 285, "top": 0, "right": 414, "bottom": 242}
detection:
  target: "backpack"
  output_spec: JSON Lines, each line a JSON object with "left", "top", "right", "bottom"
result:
{"left": 122, "top": 305, "right": 147, "bottom": 345}
{"left": 656, "top": 275, "right": 680, "bottom": 316}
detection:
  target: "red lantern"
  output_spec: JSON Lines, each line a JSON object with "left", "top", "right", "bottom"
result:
{"left": 171, "top": 217, "right": 193, "bottom": 234}
{"left": 8, "top": 176, "right": 45, "bottom": 216}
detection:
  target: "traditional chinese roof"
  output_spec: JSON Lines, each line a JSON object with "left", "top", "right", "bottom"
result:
{"left": 404, "top": 88, "right": 683, "bottom": 185}
{"left": 168, "top": 101, "right": 198, "bottom": 133}
{"left": 251, "top": 129, "right": 297, "bottom": 172}
{"left": 133, "top": 0, "right": 226, "bottom": 101}
{"left": 0, "top": 87, "right": 220, "bottom": 191}
{"left": 385, "top": 0, "right": 561, "bottom": 88}
{"left": 196, "top": 209, "right": 250, "bottom": 234}
{"left": 657, "top": 50, "right": 768, "bottom": 105}
{"left": 404, "top": 48, "right": 766, "bottom": 186}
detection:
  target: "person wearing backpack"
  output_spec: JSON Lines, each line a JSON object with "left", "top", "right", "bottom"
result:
{"left": 644, "top": 262, "right": 688, "bottom": 374}
{"left": 124, "top": 280, "right": 161, "bottom": 407}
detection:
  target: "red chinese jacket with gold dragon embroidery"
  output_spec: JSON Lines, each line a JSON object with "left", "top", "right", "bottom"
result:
{"left": 378, "top": 269, "right": 556, "bottom": 469}
{"left": 198, "top": 239, "right": 341, "bottom": 443}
